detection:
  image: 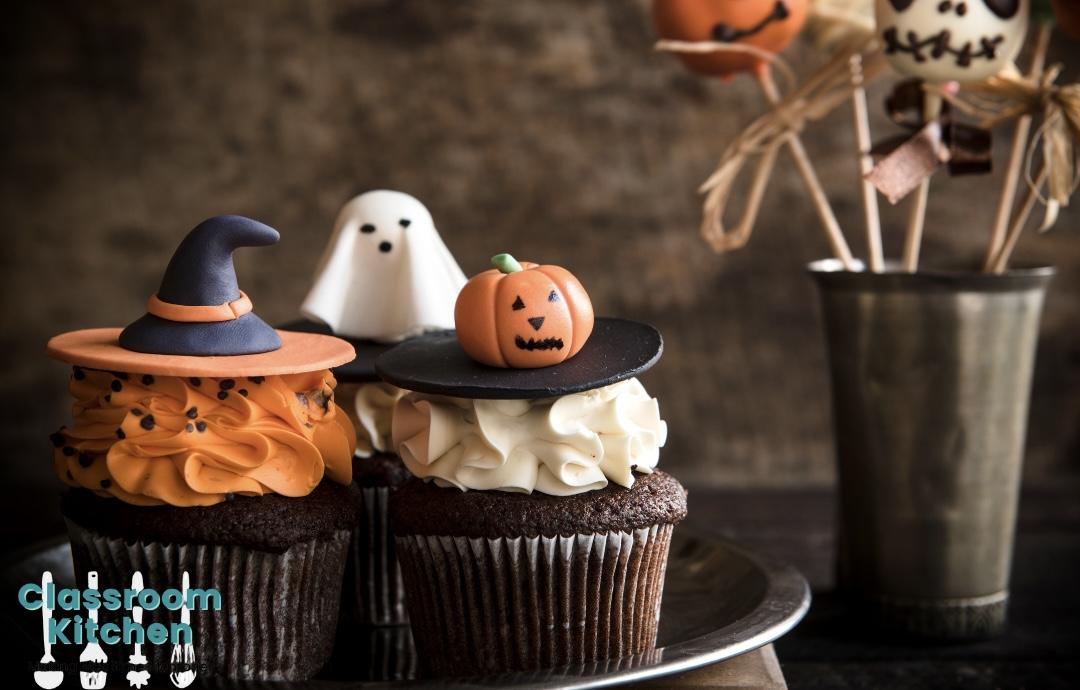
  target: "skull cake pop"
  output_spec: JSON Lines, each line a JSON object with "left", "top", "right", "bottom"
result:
{"left": 652, "top": 0, "right": 810, "bottom": 79}
{"left": 875, "top": 0, "right": 1031, "bottom": 82}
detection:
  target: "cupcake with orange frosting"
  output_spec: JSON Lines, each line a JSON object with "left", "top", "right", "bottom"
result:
{"left": 377, "top": 254, "right": 687, "bottom": 678}
{"left": 48, "top": 216, "right": 359, "bottom": 681}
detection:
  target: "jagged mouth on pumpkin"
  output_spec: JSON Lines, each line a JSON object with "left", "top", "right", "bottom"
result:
{"left": 515, "top": 336, "right": 565, "bottom": 351}
{"left": 882, "top": 27, "right": 1005, "bottom": 68}
{"left": 712, "top": 0, "right": 789, "bottom": 42}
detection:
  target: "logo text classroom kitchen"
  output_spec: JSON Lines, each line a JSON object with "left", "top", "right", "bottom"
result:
{"left": 17, "top": 570, "right": 221, "bottom": 689}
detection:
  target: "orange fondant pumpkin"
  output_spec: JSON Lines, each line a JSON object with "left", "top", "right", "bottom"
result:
{"left": 455, "top": 254, "right": 594, "bottom": 369}
{"left": 652, "top": 0, "right": 809, "bottom": 79}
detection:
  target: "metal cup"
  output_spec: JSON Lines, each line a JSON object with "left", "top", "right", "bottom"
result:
{"left": 809, "top": 260, "right": 1054, "bottom": 640}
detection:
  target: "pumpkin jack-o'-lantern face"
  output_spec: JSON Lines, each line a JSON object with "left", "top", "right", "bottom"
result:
{"left": 455, "top": 254, "right": 595, "bottom": 369}
{"left": 652, "top": 0, "right": 810, "bottom": 79}
{"left": 875, "top": 0, "right": 1029, "bottom": 82}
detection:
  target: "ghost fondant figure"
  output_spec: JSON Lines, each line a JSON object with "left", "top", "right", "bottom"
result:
{"left": 876, "top": 0, "right": 1030, "bottom": 82}
{"left": 652, "top": 0, "right": 810, "bottom": 79}
{"left": 301, "top": 190, "right": 466, "bottom": 342}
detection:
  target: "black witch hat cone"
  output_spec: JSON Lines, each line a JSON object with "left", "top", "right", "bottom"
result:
{"left": 119, "top": 215, "right": 283, "bottom": 356}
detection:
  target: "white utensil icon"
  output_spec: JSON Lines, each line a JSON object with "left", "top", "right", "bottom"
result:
{"left": 33, "top": 571, "right": 63, "bottom": 689}
{"left": 169, "top": 571, "right": 196, "bottom": 688}
{"left": 126, "top": 572, "right": 150, "bottom": 688}
{"left": 79, "top": 570, "right": 108, "bottom": 689}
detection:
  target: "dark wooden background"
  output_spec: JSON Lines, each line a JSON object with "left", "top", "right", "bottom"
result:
{"left": 2, "top": 1, "right": 1078, "bottom": 548}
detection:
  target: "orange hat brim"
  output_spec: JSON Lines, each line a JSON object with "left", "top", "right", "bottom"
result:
{"left": 47, "top": 328, "right": 356, "bottom": 377}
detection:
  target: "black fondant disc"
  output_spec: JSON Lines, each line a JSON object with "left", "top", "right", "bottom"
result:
{"left": 278, "top": 319, "right": 395, "bottom": 383}
{"left": 374, "top": 317, "right": 662, "bottom": 399}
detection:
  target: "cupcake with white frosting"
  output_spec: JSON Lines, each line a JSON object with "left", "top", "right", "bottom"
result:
{"left": 288, "top": 190, "right": 466, "bottom": 626}
{"left": 377, "top": 254, "right": 687, "bottom": 678}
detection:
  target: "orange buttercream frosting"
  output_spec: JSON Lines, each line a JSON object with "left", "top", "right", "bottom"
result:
{"left": 52, "top": 367, "right": 356, "bottom": 507}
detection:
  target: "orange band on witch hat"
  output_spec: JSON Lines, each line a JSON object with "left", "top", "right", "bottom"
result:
{"left": 146, "top": 291, "right": 253, "bottom": 323}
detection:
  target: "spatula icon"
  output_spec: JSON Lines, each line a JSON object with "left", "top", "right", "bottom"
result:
{"left": 79, "top": 571, "right": 108, "bottom": 689}
{"left": 126, "top": 572, "right": 150, "bottom": 688}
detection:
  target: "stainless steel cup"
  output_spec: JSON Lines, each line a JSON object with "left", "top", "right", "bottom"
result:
{"left": 809, "top": 260, "right": 1054, "bottom": 640}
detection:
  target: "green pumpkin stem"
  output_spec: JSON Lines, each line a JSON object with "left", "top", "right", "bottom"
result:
{"left": 491, "top": 253, "right": 524, "bottom": 274}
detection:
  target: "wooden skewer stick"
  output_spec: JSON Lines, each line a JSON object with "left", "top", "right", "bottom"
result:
{"left": 849, "top": 54, "right": 883, "bottom": 273}
{"left": 989, "top": 164, "right": 1048, "bottom": 274}
{"left": 983, "top": 23, "right": 1053, "bottom": 272}
{"left": 901, "top": 90, "right": 943, "bottom": 272}
{"left": 757, "top": 69, "right": 857, "bottom": 270}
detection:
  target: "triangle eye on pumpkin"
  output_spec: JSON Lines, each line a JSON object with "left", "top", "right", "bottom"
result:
{"left": 512, "top": 296, "right": 525, "bottom": 310}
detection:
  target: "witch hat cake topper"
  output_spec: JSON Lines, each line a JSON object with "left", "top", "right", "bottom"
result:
{"left": 120, "top": 215, "right": 282, "bottom": 356}
{"left": 47, "top": 216, "right": 354, "bottom": 377}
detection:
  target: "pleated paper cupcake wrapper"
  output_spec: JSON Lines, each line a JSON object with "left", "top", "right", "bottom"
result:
{"left": 65, "top": 519, "right": 350, "bottom": 681}
{"left": 396, "top": 523, "right": 674, "bottom": 678}
{"left": 343, "top": 486, "right": 408, "bottom": 625}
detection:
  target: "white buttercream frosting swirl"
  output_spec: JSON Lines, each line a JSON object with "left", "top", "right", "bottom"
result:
{"left": 391, "top": 378, "right": 667, "bottom": 496}
{"left": 351, "top": 382, "right": 407, "bottom": 457}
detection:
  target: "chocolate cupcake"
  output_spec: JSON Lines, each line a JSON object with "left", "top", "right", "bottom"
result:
{"left": 47, "top": 216, "right": 359, "bottom": 680}
{"left": 289, "top": 190, "right": 467, "bottom": 626}
{"left": 378, "top": 253, "right": 687, "bottom": 678}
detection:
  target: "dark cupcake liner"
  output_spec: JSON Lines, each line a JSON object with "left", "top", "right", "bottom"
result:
{"left": 65, "top": 519, "right": 350, "bottom": 681}
{"left": 395, "top": 523, "right": 675, "bottom": 678}
{"left": 343, "top": 486, "right": 408, "bottom": 625}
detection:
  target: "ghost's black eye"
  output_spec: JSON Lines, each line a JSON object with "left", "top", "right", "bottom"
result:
{"left": 360, "top": 224, "right": 376, "bottom": 234}
{"left": 548, "top": 290, "right": 559, "bottom": 302}
{"left": 512, "top": 296, "right": 525, "bottom": 311}
{"left": 982, "top": 0, "right": 1018, "bottom": 18}
{"left": 399, "top": 218, "right": 411, "bottom": 228}
{"left": 888, "top": 0, "right": 916, "bottom": 10}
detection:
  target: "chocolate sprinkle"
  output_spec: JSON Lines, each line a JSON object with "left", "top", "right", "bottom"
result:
{"left": 100, "top": 479, "right": 112, "bottom": 489}
{"left": 220, "top": 379, "right": 236, "bottom": 391}
{"left": 72, "top": 367, "right": 86, "bottom": 381}
{"left": 217, "top": 391, "right": 229, "bottom": 400}
{"left": 196, "top": 421, "right": 207, "bottom": 432}
{"left": 190, "top": 377, "right": 202, "bottom": 387}
{"left": 110, "top": 380, "right": 123, "bottom": 392}
{"left": 49, "top": 432, "right": 65, "bottom": 448}
{"left": 116, "top": 429, "right": 126, "bottom": 439}
{"left": 186, "top": 423, "right": 194, "bottom": 433}
{"left": 142, "top": 374, "right": 155, "bottom": 386}
{"left": 131, "top": 408, "right": 143, "bottom": 417}
{"left": 62, "top": 446, "right": 75, "bottom": 456}
{"left": 103, "top": 394, "right": 111, "bottom": 403}
{"left": 139, "top": 415, "right": 155, "bottom": 431}
{"left": 239, "top": 389, "right": 248, "bottom": 397}
{"left": 248, "top": 376, "right": 265, "bottom": 384}
{"left": 186, "top": 407, "right": 198, "bottom": 419}
{"left": 66, "top": 470, "right": 73, "bottom": 480}
{"left": 78, "top": 453, "right": 94, "bottom": 468}
{"left": 111, "top": 371, "right": 130, "bottom": 381}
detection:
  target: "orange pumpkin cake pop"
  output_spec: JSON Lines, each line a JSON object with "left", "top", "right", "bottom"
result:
{"left": 652, "top": 0, "right": 809, "bottom": 79}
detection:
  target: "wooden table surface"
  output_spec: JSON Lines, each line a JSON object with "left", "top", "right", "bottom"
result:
{"left": 677, "top": 487, "right": 1080, "bottom": 690}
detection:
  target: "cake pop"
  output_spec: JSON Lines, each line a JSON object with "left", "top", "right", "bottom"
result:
{"left": 652, "top": 0, "right": 810, "bottom": 79}
{"left": 876, "top": 0, "right": 1030, "bottom": 83}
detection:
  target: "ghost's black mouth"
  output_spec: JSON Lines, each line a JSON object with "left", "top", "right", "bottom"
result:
{"left": 711, "top": 0, "right": 789, "bottom": 43}
{"left": 882, "top": 27, "right": 1005, "bottom": 68}
{"left": 515, "top": 336, "right": 564, "bottom": 351}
